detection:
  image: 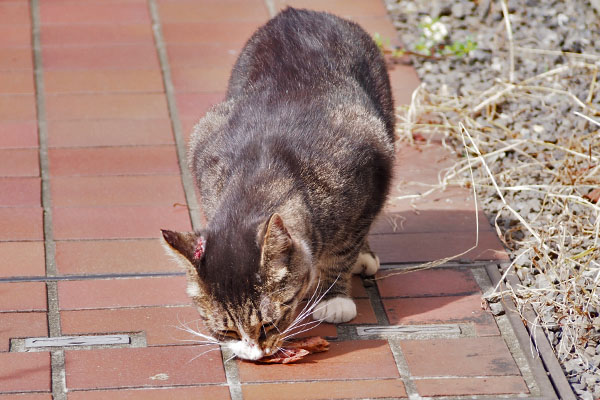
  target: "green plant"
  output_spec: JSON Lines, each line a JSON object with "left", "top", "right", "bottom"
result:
{"left": 375, "top": 15, "right": 477, "bottom": 60}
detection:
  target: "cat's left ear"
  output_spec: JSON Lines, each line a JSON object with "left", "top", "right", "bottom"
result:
{"left": 260, "top": 213, "right": 292, "bottom": 281}
{"left": 160, "top": 229, "right": 206, "bottom": 271}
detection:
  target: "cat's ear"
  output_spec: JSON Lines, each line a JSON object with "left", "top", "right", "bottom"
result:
{"left": 260, "top": 214, "right": 292, "bottom": 280}
{"left": 161, "top": 230, "right": 207, "bottom": 299}
{"left": 160, "top": 229, "right": 206, "bottom": 270}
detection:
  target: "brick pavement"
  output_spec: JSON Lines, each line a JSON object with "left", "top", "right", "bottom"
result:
{"left": 0, "top": 0, "right": 559, "bottom": 399}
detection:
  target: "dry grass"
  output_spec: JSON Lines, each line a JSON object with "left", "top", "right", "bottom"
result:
{"left": 395, "top": 53, "right": 600, "bottom": 367}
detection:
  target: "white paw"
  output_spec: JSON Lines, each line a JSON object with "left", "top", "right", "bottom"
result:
{"left": 351, "top": 252, "right": 380, "bottom": 276}
{"left": 312, "top": 297, "right": 356, "bottom": 323}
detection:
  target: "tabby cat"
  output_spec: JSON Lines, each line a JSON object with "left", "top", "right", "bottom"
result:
{"left": 161, "top": 7, "right": 395, "bottom": 361}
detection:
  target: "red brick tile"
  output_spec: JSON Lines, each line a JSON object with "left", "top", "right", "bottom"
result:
{"left": 415, "top": 376, "right": 529, "bottom": 396}
{"left": 0, "top": 71, "right": 35, "bottom": 94}
{"left": 275, "top": 0, "right": 387, "bottom": 17}
{"left": 0, "top": 48, "right": 33, "bottom": 70}
{"left": 350, "top": 275, "right": 368, "bottom": 298}
{"left": 348, "top": 298, "right": 378, "bottom": 324}
{"left": 0, "top": 352, "right": 51, "bottom": 392}
{"left": 47, "top": 119, "right": 173, "bottom": 147}
{"left": 0, "top": 121, "right": 38, "bottom": 148}
{"left": 0, "top": 149, "right": 38, "bottom": 177}
{"left": 0, "top": 2, "right": 30, "bottom": 25}
{"left": 0, "top": 177, "right": 40, "bottom": 207}
{"left": 167, "top": 44, "right": 240, "bottom": 68}
{"left": 371, "top": 210, "right": 493, "bottom": 234}
{"left": 0, "top": 394, "right": 52, "bottom": 400}
{"left": 58, "top": 276, "right": 191, "bottom": 310}
{"left": 383, "top": 294, "right": 499, "bottom": 335}
{"left": 52, "top": 205, "right": 191, "bottom": 240}
{"left": 44, "top": 70, "right": 164, "bottom": 94}
{"left": 51, "top": 175, "right": 186, "bottom": 207}
{"left": 0, "top": 25, "right": 30, "bottom": 47}
{"left": 162, "top": 21, "right": 263, "bottom": 45}
{"left": 158, "top": 0, "right": 268, "bottom": 23}
{"left": 0, "top": 282, "right": 47, "bottom": 312}
{"left": 389, "top": 65, "right": 421, "bottom": 105}
{"left": 401, "top": 337, "right": 520, "bottom": 377}
{"left": 42, "top": 45, "right": 160, "bottom": 71}
{"left": 394, "top": 144, "right": 456, "bottom": 174}
{"left": 376, "top": 268, "right": 480, "bottom": 298}
{"left": 175, "top": 92, "right": 225, "bottom": 118}
{"left": 55, "top": 239, "right": 180, "bottom": 275}
{"left": 243, "top": 379, "right": 407, "bottom": 400}
{"left": 387, "top": 187, "right": 479, "bottom": 214}
{"left": 45, "top": 93, "right": 169, "bottom": 120}
{"left": 41, "top": 24, "right": 154, "bottom": 46}
{"left": 0, "top": 312, "right": 47, "bottom": 351}
{"left": 171, "top": 67, "right": 230, "bottom": 92}
{"left": 40, "top": 1, "right": 150, "bottom": 25}
{"left": 61, "top": 306, "right": 204, "bottom": 346}
{"left": 65, "top": 345, "right": 225, "bottom": 390}
{"left": 238, "top": 340, "right": 399, "bottom": 382}
{"left": 67, "top": 386, "right": 231, "bottom": 400}
{"left": 48, "top": 146, "right": 179, "bottom": 176}
{"left": 370, "top": 230, "right": 509, "bottom": 264}
{"left": 0, "top": 207, "right": 43, "bottom": 241}
{"left": 0, "top": 95, "right": 36, "bottom": 121}
{"left": 0, "top": 241, "right": 45, "bottom": 277}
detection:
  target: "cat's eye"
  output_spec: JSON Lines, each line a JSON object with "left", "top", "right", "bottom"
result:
{"left": 259, "top": 322, "right": 277, "bottom": 339}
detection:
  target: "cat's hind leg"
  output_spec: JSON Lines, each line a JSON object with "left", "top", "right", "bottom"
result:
{"left": 351, "top": 239, "right": 380, "bottom": 276}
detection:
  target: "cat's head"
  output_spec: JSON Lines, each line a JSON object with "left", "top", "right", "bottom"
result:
{"left": 161, "top": 213, "right": 314, "bottom": 360}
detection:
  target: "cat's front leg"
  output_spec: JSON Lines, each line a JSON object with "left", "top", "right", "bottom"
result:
{"left": 311, "top": 269, "right": 356, "bottom": 323}
{"left": 312, "top": 296, "right": 356, "bottom": 323}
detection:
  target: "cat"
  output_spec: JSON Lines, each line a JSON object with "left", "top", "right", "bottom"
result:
{"left": 161, "top": 7, "right": 394, "bottom": 361}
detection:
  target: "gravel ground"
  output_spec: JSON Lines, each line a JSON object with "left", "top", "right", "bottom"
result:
{"left": 383, "top": 0, "right": 600, "bottom": 398}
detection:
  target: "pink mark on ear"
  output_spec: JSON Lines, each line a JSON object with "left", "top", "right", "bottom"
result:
{"left": 193, "top": 236, "right": 205, "bottom": 260}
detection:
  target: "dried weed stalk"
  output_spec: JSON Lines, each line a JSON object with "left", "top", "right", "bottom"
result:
{"left": 396, "top": 55, "right": 600, "bottom": 367}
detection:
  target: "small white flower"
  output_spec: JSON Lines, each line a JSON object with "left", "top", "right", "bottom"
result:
{"left": 432, "top": 21, "right": 448, "bottom": 37}
{"left": 423, "top": 28, "right": 432, "bottom": 38}
{"left": 421, "top": 16, "right": 433, "bottom": 25}
{"left": 432, "top": 32, "right": 444, "bottom": 42}
{"left": 557, "top": 13, "right": 568, "bottom": 26}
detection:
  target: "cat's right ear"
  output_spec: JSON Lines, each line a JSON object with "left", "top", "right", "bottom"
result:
{"left": 160, "top": 229, "right": 206, "bottom": 271}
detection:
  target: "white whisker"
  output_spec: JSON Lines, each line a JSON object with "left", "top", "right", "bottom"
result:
{"left": 187, "top": 347, "right": 221, "bottom": 364}
{"left": 282, "top": 319, "right": 325, "bottom": 341}
{"left": 283, "top": 274, "right": 340, "bottom": 334}
{"left": 224, "top": 352, "right": 238, "bottom": 363}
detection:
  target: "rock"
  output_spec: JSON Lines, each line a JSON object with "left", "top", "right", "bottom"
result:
{"left": 489, "top": 302, "right": 505, "bottom": 316}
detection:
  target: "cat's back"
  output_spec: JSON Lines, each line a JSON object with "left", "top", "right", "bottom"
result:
{"left": 189, "top": 8, "right": 395, "bottom": 225}
{"left": 226, "top": 8, "right": 394, "bottom": 135}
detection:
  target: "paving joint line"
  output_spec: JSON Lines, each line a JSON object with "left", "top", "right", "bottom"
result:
{"left": 148, "top": 0, "right": 202, "bottom": 230}
{"left": 0, "top": 271, "right": 186, "bottom": 283}
{"left": 263, "top": 0, "right": 277, "bottom": 17}
{"left": 364, "top": 276, "right": 420, "bottom": 398}
{"left": 30, "top": 1, "right": 67, "bottom": 399}
{"left": 148, "top": 1, "right": 241, "bottom": 398}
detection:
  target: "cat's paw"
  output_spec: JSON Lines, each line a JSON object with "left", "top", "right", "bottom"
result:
{"left": 351, "top": 252, "right": 380, "bottom": 276}
{"left": 312, "top": 297, "right": 356, "bottom": 323}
